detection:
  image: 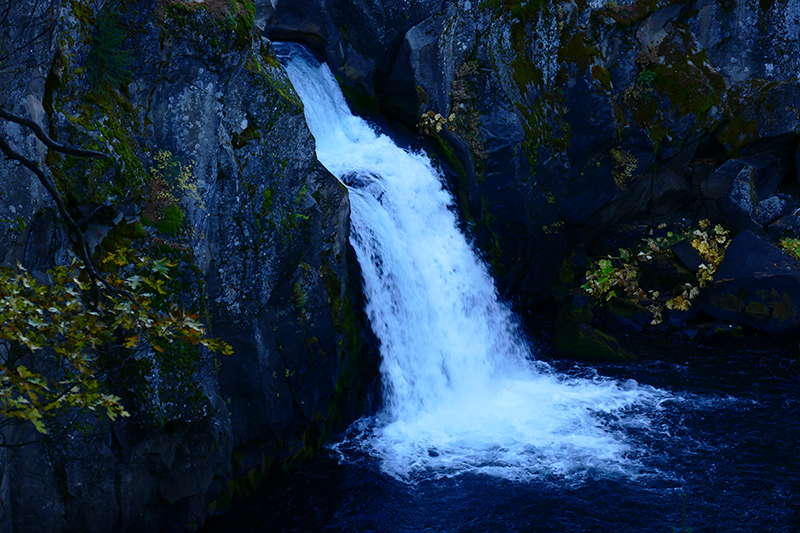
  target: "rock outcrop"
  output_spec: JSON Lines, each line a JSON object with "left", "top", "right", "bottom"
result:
{"left": 0, "top": 1, "right": 376, "bottom": 531}
{"left": 263, "top": 0, "right": 800, "bottom": 351}
{"left": 4, "top": 0, "right": 800, "bottom": 529}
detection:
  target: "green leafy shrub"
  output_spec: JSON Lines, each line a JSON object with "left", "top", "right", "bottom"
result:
{"left": 582, "top": 220, "right": 730, "bottom": 325}
{"left": 0, "top": 251, "right": 231, "bottom": 434}
{"left": 143, "top": 150, "right": 198, "bottom": 237}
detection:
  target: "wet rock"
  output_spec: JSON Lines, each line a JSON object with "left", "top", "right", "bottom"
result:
{"left": 604, "top": 297, "right": 650, "bottom": 334}
{"left": 701, "top": 322, "right": 745, "bottom": 345}
{"left": 717, "top": 80, "right": 800, "bottom": 156}
{"left": 743, "top": 146, "right": 794, "bottom": 200}
{"left": 552, "top": 294, "right": 636, "bottom": 362}
{"left": 700, "top": 159, "right": 748, "bottom": 200}
{"left": 769, "top": 214, "right": 800, "bottom": 241}
{"left": 709, "top": 162, "right": 763, "bottom": 234}
{"left": 651, "top": 166, "right": 690, "bottom": 215}
{"left": 639, "top": 255, "right": 695, "bottom": 293}
{"left": 756, "top": 194, "right": 796, "bottom": 227}
{"left": 552, "top": 320, "right": 637, "bottom": 362}
{"left": 671, "top": 240, "right": 705, "bottom": 272}
{"left": 670, "top": 327, "right": 700, "bottom": 343}
{"left": 701, "top": 231, "right": 800, "bottom": 334}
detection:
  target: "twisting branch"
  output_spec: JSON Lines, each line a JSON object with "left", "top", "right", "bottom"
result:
{"left": 0, "top": 107, "right": 137, "bottom": 309}
{"left": 0, "top": 108, "right": 110, "bottom": 160}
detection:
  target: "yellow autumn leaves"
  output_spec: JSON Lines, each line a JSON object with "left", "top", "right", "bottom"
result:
{"left": 0, "top": 249, "right": 231, "bottom": 435}
{"left": 583, "top": 220, "right": 730, "bottom": 325}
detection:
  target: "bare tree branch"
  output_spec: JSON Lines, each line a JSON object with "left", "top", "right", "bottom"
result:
{"left": 0, "top": 133, "right": 104, "bottom": 301}
{"left": 0, "top": 108, "right": 110, "bottom": 160}
{"left": 0, "top": 0, "right": 59, "bottom": 77}
{"left": 0, "top": 127, "right": 144, "bottom": 312}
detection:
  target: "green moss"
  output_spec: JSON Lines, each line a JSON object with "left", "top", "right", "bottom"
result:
{"left": 745, "top": 301, "right": 770, "bottom": 320}
{"left": 155, "top": 203, "right": 184, "bottom": 236}
{"left": 649, "top": 122, "right": 668, "bottom": 151}
{"left": 510, "top": 54, "right": 543, "bottom": 93}
{"left": 715, "top": 293, "right": 744, "bottom": 313}
{"left": 291, "top": 281, "right": 307, "bottom": 310}
{"left": 213, "top": 452, "right": 275, "bottom": 511}
{"left": 337, "top": 76, "right": 381, "bottom": 115}
{"left": 591, "top": 64, "right": 612, "bottom": 91}
{"left": 593, "top": 0, "right": 681, "bottom": 27}
{"left": 232, "top": 121, "right": 261, "bottom": 149}
{"left": 416, "top": 85, "right": 430, "bottom": 107}
{"left": 651, "top": 56, "right": 724, "bottom": 117}
{"left": 552, "top": 320, "right": 637, "bottom": 362}
{"left": 607, "top": 297, "right": 648, "bottom": 319}
{"left": 68, "top": 0, "right": 95, "bottom": 23}
{"left": 262, "top": 187, "right": 274, "bottom": 213}
{"left": 560, "top": 33, "right": 598, "bottom": 71}
{"left": 717, "top": 114, "right": 759, "bottom": 156}
{"left": 429, "top": 135, "right": 472, "bottom": 221}
{"left": 759, "top": 289, "right": 798, "bottom": 323}
{"left": 48, "top": 86, "right": 148, "bottom": 206}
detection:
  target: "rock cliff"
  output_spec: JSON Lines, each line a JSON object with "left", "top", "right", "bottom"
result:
{"left": 3, "top": 0, "right": 800, "bottom": 529}
{"left": 0, "top": 0, "right": 375, "bottom": 530}
{"left": 267, "top": 0, "right": 800, "bottom": 355}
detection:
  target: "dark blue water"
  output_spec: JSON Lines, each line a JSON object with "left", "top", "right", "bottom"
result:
{"left": 205, "top": 343, "right": 800, "bottom": 532}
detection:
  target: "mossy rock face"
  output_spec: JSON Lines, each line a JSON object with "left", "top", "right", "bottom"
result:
{"left": 556, "top": 293, "right": 594, "bottom": 327}
{"left": 552, "top": 320, "right": 637, "bottom": 362}
{"left": 604, "top": 297, "right": 651, "bottom": 334}
{"left": 702, "top": 231, "right": 800, "bottom": 334}
{"left": 717, "top": 80, "right": 800, "bottom": 156}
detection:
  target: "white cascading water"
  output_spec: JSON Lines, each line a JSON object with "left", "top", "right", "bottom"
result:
{"left": 279, "top": 45, "right": 664, "bottom": 482}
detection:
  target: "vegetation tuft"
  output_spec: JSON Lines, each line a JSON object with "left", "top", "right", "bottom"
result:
{"left": 87, "top": 2, "right": 133, "bottom": 89}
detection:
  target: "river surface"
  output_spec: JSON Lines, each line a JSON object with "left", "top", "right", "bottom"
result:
{"left": 205, "top": 45, "right": 800, "bottom": 532}
{"left": 205, "top": 344, "right": 799, "bottom": 532}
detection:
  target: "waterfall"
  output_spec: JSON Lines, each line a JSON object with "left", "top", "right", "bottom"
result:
{"left": 277, "top": 44, "right": 663, "bottom": 482}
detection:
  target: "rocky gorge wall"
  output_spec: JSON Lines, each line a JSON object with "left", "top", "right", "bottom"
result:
{"left": 3, "top": 0, "right": 800, "bottom": 530}
{"left": 266, "top": 0, "right": 800, "bottom": 358}
{"left": 0, "top": 0, "right": 376, "bottom": 531}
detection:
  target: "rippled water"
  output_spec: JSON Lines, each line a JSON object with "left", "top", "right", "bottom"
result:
{"left": 205, "top": 345, "right": 799, "bottom": 532}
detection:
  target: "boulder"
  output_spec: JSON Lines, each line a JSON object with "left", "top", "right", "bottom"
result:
{"left": 603, "top": 297, "right": 651, "bottom": 334}
{"left": 708, "top": 161, "right": 763, "bottom": 234}
{"left": 552, "top": 320, "right": 637, "bottom": 362}
{"left": 756, "top": 193, "right": 797, "bottom": 227}
{"left": 651, "top": 166, "right": 690, "bottom": 216}
{"left": 700, "top": 159, "right": 748, "bottom": 200}
{"left": 743, "top": 146, "right": 794, "bottom": 200}
{"left": 701, "top": 230, "right": 800, "bottom": 334}
{"left": 671, "top": 239, "right": 705, "bottom": 272}
{"left": 769, "top": 214, "right": 800, "bottom": 241}
{"left": 551, "top": 294, "right": 637, "bottom": 362}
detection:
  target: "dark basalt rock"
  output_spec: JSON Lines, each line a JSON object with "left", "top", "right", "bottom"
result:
{"left": 769, "top": 213, "right": 800, "bottom": 241}
{"left": 701, "top": 231, "right": 800, "bottom": 334}
{"left": 701, "top": 159, "right": 750, "bottom": 200}
{"left": 0, "top": 2, "right": 376, "bottom": 531}
{"left": 603, "top": 297, "right": 650, "bottom": 335}
{"left": 671, "top": 239, "right": 705, "bottom": 272}
{"left": 552, "top": 294, "right": 636, "bottom": 362}
{"left": 756, "top": 193, "right": 797, "bottom": 227}
{"left": 707, "top": 162, "right": 763, "bottom": 235}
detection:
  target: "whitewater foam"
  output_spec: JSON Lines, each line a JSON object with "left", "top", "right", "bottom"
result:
{"left": 278, "top": 44, "right": 665, "bottom": 482}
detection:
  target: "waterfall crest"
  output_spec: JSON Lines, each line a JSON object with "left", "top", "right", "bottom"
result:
{"left": 278, "top": 44, "right": 662, "bottom": 482}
